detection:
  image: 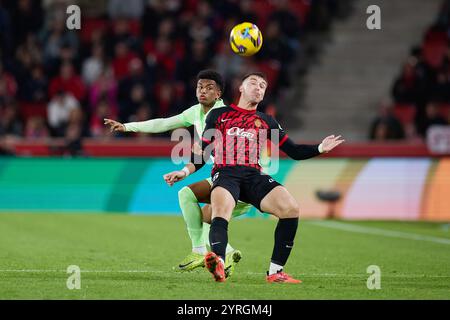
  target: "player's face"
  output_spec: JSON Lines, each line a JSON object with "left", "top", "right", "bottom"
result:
{"left": 196, "top": 79, "right": 221, "bottom": 105}
{"left": 240, "top": 76, "right": 267, "bottom": 104}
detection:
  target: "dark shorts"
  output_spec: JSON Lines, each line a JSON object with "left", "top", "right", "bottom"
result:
{"left": 210, "top": 166, "right": 282, "bottom": 212}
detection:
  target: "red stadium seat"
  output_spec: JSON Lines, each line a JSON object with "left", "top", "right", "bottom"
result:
{"left": 393, "top": 104, "right": 416, "bottom": 126}
{"left": 127, "top": 19, "right": 142, "bottom": 36}
{"left": 422, "top": 31, "right": 448, "bottom": 69}
{"left": 80, "top": 18, "right": 108, "bottom": 43}
{"left": 19, "top": 101, "right": 47, "bottom": 121}
{"left": 110, "top": 19, "right": 141, "bottom": 37}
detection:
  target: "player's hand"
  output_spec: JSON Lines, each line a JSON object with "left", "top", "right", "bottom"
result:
{"left": 320, "top": 135, "right": 345, "bottom": 153}
{"left": 104, "top": 118, "right": 126, "bottom": 132}
{"left": 163, "top": 170, "right": 187, "bottom": 186}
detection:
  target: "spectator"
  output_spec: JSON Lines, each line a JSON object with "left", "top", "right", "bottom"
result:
{"left": 369, "top": 104, "right": 405, "bottom": 140}
{"left": 187, "top": 19, "right": 214, "bottom": 45}
{"left": 0, "top": 62, "right": 18, "bottom": 102}
{"left": 117, "top": 58, "right": 153, "bottom": 121}
{"left": 257, "top": 20, "right": 294, "bottom": 63}
{"left": 40, "top": 15, "right": 78, "bottom": 68}
{"left": 88, "top": 69, "right": 118, "bottom": 116}
{"left": 0, "top": 100, "right": 23, "bottom": 137}
{"left": 432, "top": 56, "right": 450, "bottom": 102}
{"left": 118, "top": 83, "right": 147, "bottom": 122}
{"left": 108, "top": 17, "right": 140, "bottom": 52}
{"left": 154, "top": 82, "right": 180, "bottom": 117}
{"left": 268, "top": 0, "right": 301, "bottom": 46}
{"left": 0, "top": 136, "right": 16, "bottom": 156}
{"left": 0, "top": 2, "right": 13, "bottom": 62}
{"left": 392, "top": 58, "right": 421, "bottom": 105}
{"left": 146, "top": 36, "right": 178, "bottom": 81}
{"left": 417, "top": 101, "right": 448, "bottom": 137}
{"left": 47, "top": 90, "right": 80, "bottom": 137}
{"left": 49, "top": 62, "right": 86, "bottom": 101}
{"left": 214, "top": 38, "right": 244, "bottom": 80}
{"left": 156, "top": 17, "right": 179, "bottom": 40}
{"left": 176, "top": 39, "right": 212, "bottom": 104}
{"left": 82, "top": 44, "right": 106, "bottom": 86}
{"left": 90, "top": 98, "right": 116, "bottom": 138}
{"left": 24, "top": 116, "right": 50, "bottom": 139}
{"left": 108, "top": 0, "right": 145, "bottom": 19}
{"left": 141, "top": 0, "right": 172, "bottom": 38}
{"left": 10, "top": 0, "right": 44, "bottom": 51}
{"left": 21, "top": 65, "right": 48, "bottom": 103}
{"left": 237, "top": 0, "right": 259, "bottom": 26}
{"left": 111, "top": 41, "right": 139, "bottom": 80}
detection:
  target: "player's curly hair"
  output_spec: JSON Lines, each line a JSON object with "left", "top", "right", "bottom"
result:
{"left": 197, "top": 69, "right": 225, "bottom": 94}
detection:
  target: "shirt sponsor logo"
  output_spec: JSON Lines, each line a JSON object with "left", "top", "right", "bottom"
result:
{"left": 226, "top": 127, "right": 256, "bottom": 141}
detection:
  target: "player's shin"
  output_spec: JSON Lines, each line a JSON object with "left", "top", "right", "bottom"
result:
{"left": 209, "top": 217, "right": 228, "bottom": 262}
{"left": 178, "top": 186, "right": 207, "bottom": 254}
{"left": 269, "top": 217, "right": 299, "bottom": 275}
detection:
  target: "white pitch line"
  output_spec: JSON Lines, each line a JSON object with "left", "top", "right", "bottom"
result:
{"left": 306, "top": 220, "right": 450, "bottom": 245}
{"left": 0, "top": 269, "right": 449, "bottom": 278}
{"left": 0, "top": 269, "right": 163, "bottom": 273}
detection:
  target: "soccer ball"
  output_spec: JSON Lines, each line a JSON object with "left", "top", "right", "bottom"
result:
{"left": 229, "top": 22, "right": 263, "bottom": 56}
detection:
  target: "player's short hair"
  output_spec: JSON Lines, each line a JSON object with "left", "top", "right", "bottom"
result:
{"left": 197, "top": 69, "right": 225, "bottom": 94}
{"left": 241, "top": 72, "right": 268, "bottom": 85}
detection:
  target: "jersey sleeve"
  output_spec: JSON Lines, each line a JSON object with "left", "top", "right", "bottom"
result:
{"left": 267, "top": 115, "right": 321, "bottom": 161}
{"left": 123, "top": 106, "right": 195, "bottom": 133}
{"left": 266, "top": 116, "right": 289, "bottom": 146}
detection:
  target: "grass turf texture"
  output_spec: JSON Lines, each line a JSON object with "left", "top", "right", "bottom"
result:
{"left": 0, "top": 213, "right": 449, "bottom": 299}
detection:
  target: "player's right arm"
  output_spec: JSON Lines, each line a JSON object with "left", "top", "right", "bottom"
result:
{"left": 104, "top": 106, "right": 197, "bottom": 133}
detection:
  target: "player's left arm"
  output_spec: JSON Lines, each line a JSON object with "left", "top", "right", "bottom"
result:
{"left": 268, "top": 116, "right": 345, "bottom": 160}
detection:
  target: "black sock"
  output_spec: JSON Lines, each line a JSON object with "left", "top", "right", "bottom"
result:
{"left": 271, "top": 218, "right": 299, "bottom": 266}
{"left": 209, "top": 217, "right": 228, "bottom": 262}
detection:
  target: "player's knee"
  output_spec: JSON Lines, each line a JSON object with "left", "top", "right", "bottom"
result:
{"left": 178, "top": 186, "right": 196, "bottom": 203}
{"left": 202, "top": 205, "right": 212, "bottom": 223}
{"left": 277, "top": 201, "right": 300, "bottom": 218}
{"left": 211, "top": 203, "right": 233, "bottom": 220}
{"left": 287, "top": 203, "right": 300, "bottom": 218}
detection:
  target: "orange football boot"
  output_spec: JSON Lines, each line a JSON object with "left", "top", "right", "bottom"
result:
{"left": 205, "top": 252, "right": 226, "bottom": 282}
{"left": 266, "top": 271, "right": 302, "bottom": 284}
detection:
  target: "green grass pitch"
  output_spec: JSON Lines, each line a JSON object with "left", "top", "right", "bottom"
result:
{"left": 0, "top": 213, "right": 449, "bottom": 299}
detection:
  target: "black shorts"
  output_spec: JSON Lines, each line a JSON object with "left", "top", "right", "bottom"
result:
{"left": 210, "top": 166, "right": 282, "bottom": 212}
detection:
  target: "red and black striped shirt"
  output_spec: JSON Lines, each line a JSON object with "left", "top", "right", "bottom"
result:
{"left": 199, "top": 104, "right": 289, "bottom": 172}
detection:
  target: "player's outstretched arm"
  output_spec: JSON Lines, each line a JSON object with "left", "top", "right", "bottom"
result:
{"left": 319, "top": 135, "right": 345, "bottom": 153}
{"left": 279, "top": 135, "right": 345, "bottom": 160}
{"left": 104, "top": 118, "right": 126, "bottom": 132}
{"left": 104, "top": 114, "right": 187, "bottom": 134}
{"left": 268, "top": 116, "right": 344, "bottom": 160}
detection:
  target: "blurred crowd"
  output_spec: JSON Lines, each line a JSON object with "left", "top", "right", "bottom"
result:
{"left": 0, "top": 0, "right": 319, "bottom": 155}
{"left": 370, "top": 0, "right": 450, "bottom": 141}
